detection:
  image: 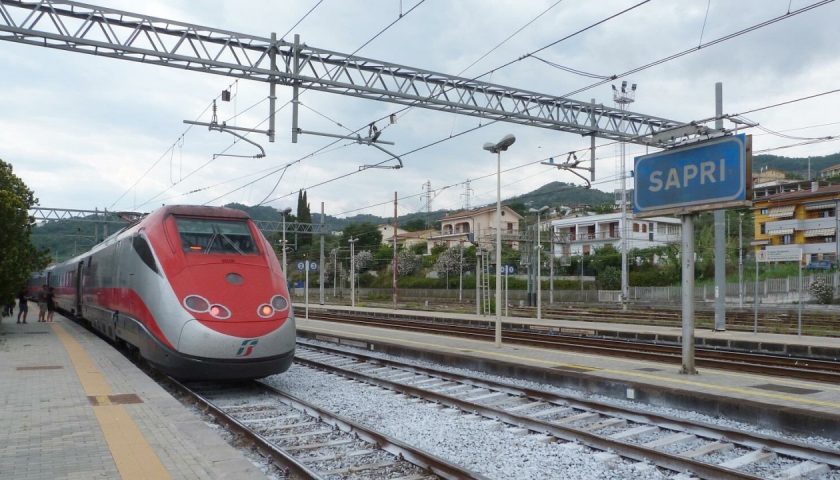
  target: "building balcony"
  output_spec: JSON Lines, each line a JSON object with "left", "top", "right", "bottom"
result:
{"left": 554, "top": 231, "right": 619, "bottom": 243}
{"left": 765, "top": 217, "right": 837, "bottom": 233}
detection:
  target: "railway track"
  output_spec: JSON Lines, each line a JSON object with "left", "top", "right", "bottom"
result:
{"left": 167, "top": 377, "right": 486, "bottom": 480}
{"left": 295, "top": 341, "right": 840, "bottom": 480}
{"left": 511, "top": 305, "right": 840, "bottom": 337}
{"left": 300, "top": 310, "right": 840, "bottom": 383}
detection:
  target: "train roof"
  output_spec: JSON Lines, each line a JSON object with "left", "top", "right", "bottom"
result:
{"left": 153, "top": 205, "right": 251, "bottom": 220}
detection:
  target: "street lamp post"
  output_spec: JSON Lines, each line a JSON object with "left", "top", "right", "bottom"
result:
{"left": 529, "top": 206, "right": 549, "bottom": 321}
{"left": 483, "top": 134, "right": 516, "bottom": 347}
{"left": 613, "top": 81, "right": 636, "bottom": 311}
{"left": 348, "top": 237, "right": 358, "bottom": 308}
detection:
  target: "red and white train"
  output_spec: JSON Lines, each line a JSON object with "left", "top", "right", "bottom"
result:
{"left": 31, "top": 205, "right": 295, "bottom": 380}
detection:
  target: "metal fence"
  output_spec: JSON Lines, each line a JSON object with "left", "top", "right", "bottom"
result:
{"left": 307, "top": 272, "right": 839, "bottom": 306}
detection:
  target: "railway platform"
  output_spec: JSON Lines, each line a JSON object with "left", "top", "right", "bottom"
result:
{"left": 296, "top": 304, "right": 840, "bottom": 359}
{"left": 296, "top": 304, "right": 840, "bottom": 441}
{"left": 0, "top": 317, "right": 267, "bottom": 480}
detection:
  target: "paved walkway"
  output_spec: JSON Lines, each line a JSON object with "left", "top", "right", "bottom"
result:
{"left": 0, "top": 316, "right": 268, "bottom": 479}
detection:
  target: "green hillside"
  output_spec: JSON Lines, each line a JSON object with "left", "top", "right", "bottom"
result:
{"left": 753, "top": 152, "right": 840, "bottom": 179}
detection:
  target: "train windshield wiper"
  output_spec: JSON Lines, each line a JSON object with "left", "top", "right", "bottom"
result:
{"left": 219, "top": 232, "right": 245, "bottom": 255}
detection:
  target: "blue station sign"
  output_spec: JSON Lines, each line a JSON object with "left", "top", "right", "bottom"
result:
{"left": 634, "top": 134, "right": 749, "bottom": 215}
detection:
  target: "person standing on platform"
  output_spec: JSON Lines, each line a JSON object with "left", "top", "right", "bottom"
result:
{"left": 37, "top": 284, "right": 48, "bottom": 322}
{"left": 46, "top": 286, "right": 56, "bottom": 322}
{"left": 16, "top": 290, "right": 28, "bottom": 324}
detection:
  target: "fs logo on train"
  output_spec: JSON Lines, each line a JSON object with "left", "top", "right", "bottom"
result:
{"left": 236, "top": 339, "right": 259, "bottom": 357}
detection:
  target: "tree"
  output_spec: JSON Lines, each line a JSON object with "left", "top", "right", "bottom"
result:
{"left": 397, "top": 251, "right": 421, "bottom": 276}
{"left": 353, "top": 250, "right": 374, "bottom": 272}
{"left": 506, "top": 202, "right": 528, "bottom": 217}
{"left": 0, "top": 159, "right": 50, "bottom": 304}
{"left": 402, "top": 218, "right": 426, "bottom": 232}
{"left": 296, "top": 190, "right": 313, "bottom": 248}
{"left": 340, "top": 222, "right": 382, "bottom": 252}
{"left": 597, "top": 266, "right": 621, "bottom": 290}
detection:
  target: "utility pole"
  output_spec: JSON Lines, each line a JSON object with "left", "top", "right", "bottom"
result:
{"left": 333, "top": 248, "right": 338, "bottom": 298}
{"left": 319, "top": 202, "right": 325, "bottom": 305}
{"left": 713, "top": 82, "right": 726, "bottom": 331}
{"left": 475, "top": 249, "right": 481, "bottom": 316}
{"left": 349, "top": 237, "right": 358, "bottom": 308}
{"left": 459, "top": 240, "right": 464, "bottom": 302}
{"left": 393, "top": 191, "right": 398, "bottom": 308}
{"left": 613, "top": 81, "right": 636, "bottom": 311}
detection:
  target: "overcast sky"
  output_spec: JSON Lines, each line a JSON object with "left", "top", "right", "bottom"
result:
{"left": 2, "top": 0, "right": 839, "bottom": 219}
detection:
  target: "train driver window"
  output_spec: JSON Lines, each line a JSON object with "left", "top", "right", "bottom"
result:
{"left": 174, "top": 217, "right": 258, "bottom": 255}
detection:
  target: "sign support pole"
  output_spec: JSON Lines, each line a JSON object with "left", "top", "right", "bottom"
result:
{"left": 505, "top": 268, "right": 509, "bottom": 318}
{"left": 680, "top": 214, "right": 697, "bottom": 375}
{"left": 798, "top": 249, "right": 803, "bottom": 336}
{"left": 754, "top": 256, "right": 759, "bottom": 334}
{"left": 304, "top": 258, "right": 309, "bottom": 320}
{"left": 713, "top": 82, "right": 726, "bottom": 332}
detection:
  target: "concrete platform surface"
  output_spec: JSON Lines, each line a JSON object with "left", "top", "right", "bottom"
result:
{"left": 0, "top": 317, "right": 268, "bottom": 480}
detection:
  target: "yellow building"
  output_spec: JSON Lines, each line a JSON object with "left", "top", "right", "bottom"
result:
{"left": 752, "top": 183, "right": 840, "bottom": 264}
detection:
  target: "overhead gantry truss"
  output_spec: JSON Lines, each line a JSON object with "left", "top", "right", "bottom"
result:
{"left": 30, "top": 207, "right": 325, "bottom": 235}
{"left": 0, "top": 0, "right": 709, "bottom": 145}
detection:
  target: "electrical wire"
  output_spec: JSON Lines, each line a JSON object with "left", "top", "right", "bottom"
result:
{"left": 174, "top": 0, "right": 429, "bottom": 207}
{"left": 562, "top": 0, "right": 833, "bottom": 99}
{"left": 281, "top": 0, "right": 325, "bottom": 41}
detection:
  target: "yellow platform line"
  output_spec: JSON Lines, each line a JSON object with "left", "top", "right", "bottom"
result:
{"left": 52, "top": 322, "right": 172, "bottom": 480}
{"left": 301, "top": 324, "right": 840, "bottom": 410}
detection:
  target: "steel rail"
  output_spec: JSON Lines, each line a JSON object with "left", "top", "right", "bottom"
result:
{"left": 253, "top": 381, "right": 489, "bottom": 480}
{"left": 294, "top": 348, "right": 770, "bottom": 480}
{"left": 298, "top": 340, "right": 840, "bottom": 470}
{"left": 165, "top": 376, "right": 323, "bottom": 480}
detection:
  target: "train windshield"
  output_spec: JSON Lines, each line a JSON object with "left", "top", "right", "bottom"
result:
{"left": 174, "top": 217, "right": 258, "bottom": 255}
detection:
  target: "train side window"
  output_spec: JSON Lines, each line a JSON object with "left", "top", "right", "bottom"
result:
{"left": 132, "top": 235, "right": 160, "bottom": 274}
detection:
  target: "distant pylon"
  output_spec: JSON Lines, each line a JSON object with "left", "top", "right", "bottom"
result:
{"left": 422, "top": 180, "right": 432, "bottom": 229}
{"left": 461, "top": 179, "right": 474, "bottom": 210}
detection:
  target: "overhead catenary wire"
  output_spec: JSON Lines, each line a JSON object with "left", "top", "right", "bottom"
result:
{"left": 171, "top": 1, "right": 648, "bottom": 209}
{"left": 561, "top": 0, "right": 834, "bottom": 99}
{"left": 140, "top": 0, "right": 832, "bottom": 213}
{"left": 153, "top": 0, "right": 429, "bottom": 208}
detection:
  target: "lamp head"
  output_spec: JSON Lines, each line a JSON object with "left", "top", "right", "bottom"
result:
{"left": 281, "top": 207, "right": 292, "bottom": 215}
{"left": 484, "top": 134, "right": 516, "bottom": 154}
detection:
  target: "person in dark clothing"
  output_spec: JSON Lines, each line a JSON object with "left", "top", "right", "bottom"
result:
{"left": 46, "top": 287, "right": 56, "bottom": 322}
{"left": 2, "top": 299, "right": 14, "bottom": 317}
{"left": 17, "top": 290, "right": 28, "bottom": 324}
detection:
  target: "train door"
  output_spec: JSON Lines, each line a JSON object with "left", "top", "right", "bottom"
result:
{"left": 75, "top": 261, "right": 84, "bottom": 316}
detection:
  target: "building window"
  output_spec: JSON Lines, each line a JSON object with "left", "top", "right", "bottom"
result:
{"left": 760, "top": 223, "right": 766, "bottom": 235}
{"left": 633, "top": 223, "right": 640, "bottom": 232}
{"left": 641, "top": 224, "right": 647, "bottom": 233}
{"left": 507, "top": 222, "right": 513, "bottom": 232}
{"left": 760, "top": 208, "right": 768, "bottom": 215}
{"left": 782, "top": 234, "right": 792, "bottom": 245}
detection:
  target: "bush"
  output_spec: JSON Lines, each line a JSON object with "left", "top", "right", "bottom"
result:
{"left": 597, "top": 266, "right": 621, "bottom": 290}
{"left": 809, "top": 278, "right": 834, "bottom": 304}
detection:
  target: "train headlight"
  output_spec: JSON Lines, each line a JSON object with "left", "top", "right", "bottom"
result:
{"left": 257, "top": 304, "right": 274, "bottom": 318}
{"left": 209, "top": 304, "right": 231, "bottom": 319}
{"left": 270, "top": 295, "right": 289, "bottom": 312}
{"left": 183, "top": 295, "right": 210, "bottom": 313}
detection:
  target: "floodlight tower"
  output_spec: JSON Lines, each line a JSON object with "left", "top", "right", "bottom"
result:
{"left": 613, "top": 81, "right": 636, "bottom": 311}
